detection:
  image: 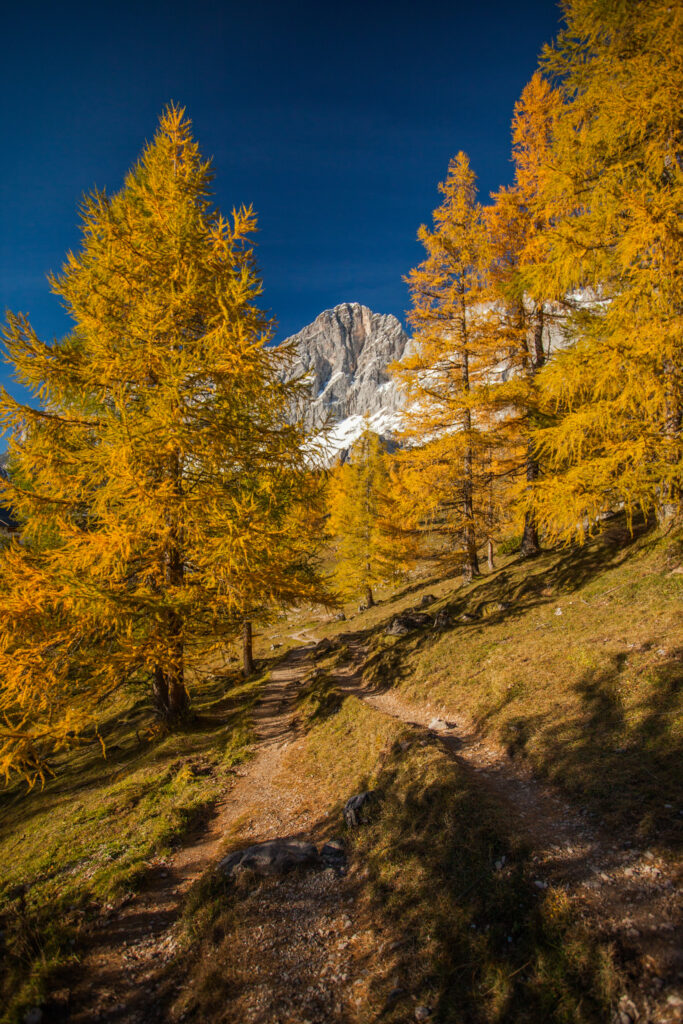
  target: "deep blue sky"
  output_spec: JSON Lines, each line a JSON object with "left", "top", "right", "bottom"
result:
{"left": 1, "top": 0, "right": 562, "bottom": 406}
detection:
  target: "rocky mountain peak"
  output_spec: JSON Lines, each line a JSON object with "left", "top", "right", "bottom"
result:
{"left": 282, "top": 302, "right": 410, "bottom": 430}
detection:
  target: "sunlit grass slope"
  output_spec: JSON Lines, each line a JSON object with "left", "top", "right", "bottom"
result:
{"left": 356, "top": 517, "right": 682, "bottom": 847}
{"left": 0, "top": 671, "right": 261, "bottom": 1023}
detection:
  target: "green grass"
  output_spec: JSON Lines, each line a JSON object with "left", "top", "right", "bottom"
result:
{"left": 358, "top": 518, "right": 683, "bottom": 846}
{"left": 0, "top": 669, "right": 262, "bottom": 1024}
{"left": 355, "top": 735, "right": 616, "bottom": 1023}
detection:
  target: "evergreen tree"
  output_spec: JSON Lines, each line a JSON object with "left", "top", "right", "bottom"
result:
{"left": 327, "top": 430, "right": 411, "bottom": 605}
{"left": 0, "top": 106, "right": 325, "bottom": 782}
{"left": 527, "top": 0, "right": 683, "bottom": 538}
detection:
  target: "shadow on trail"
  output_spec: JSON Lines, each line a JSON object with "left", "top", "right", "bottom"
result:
{"left": 358, "top": 757, "right": 613, "bottom": 1024}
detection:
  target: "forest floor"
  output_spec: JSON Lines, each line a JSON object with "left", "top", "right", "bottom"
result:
{"left": 1, "top": 516, "right": 681, "bottom": 1024}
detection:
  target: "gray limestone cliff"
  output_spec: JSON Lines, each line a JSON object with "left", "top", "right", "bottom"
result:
{"left": 281, "top": 302, "right": 409, "bottom": 428}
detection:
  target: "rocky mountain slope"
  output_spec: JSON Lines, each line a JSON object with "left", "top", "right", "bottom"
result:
{"left": 282, "top": 297, "right": 573, "bottom": 459}
{"left": 281, "top": 302, "right": 410, "bottom": 453}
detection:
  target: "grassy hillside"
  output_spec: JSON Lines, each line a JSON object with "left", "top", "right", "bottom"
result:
{"left": 354, "top": 517, "right": 682, "bottom": 849}
{"left": 0, "top": 672, "right": 260, "bottom": 1022}
{"left": 0, "top": 516, "right": 680, "bottom": 1022}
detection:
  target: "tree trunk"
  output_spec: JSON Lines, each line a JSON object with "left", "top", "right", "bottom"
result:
{"left": 519, "top": 308, "right": 545, "bottom": 556}
{"left": 462, "top": 442, "right": 480, "bottom": 580}
{"left": 520, "top": 512, "right": 541, "bottom": 556}
{"left": 242, "top": 620, "right": 255, "bottom": 677}
{"left": 487, "top": 538, "right": 495, "bottom": 572}
{"left": 153, "top": 449, "right": 189, "bottom": 720}
{"left": 365, "top": 584, "right": 375, "bottom": 608}
{"left": 460, "top": 293, "right": 479, "bottom": 582}
{"left": 152, "top": 661, "right": 188, "bottom": 721}
{"left": 660, "top": 356, "right": 682, "bottom": 521}
{"left": 166, "top": 609, "right": 188, "bottom": 718}
{"left": 520, "top": 453, "right": 541, "bottom": 556}
{"left": 531, "top": 307, "right": 546, "bottom": 369}
{"left": 462, "top": 523, "right": 480, "bottom": 582}
{"left": 153, "top": 666, "right": 170, "bottom": 717}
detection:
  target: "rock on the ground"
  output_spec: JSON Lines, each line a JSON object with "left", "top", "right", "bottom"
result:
{"left": 616, "top": 995, "right": 640, "bottom": 1023}
{"left": 219, "top": 839, "right": 319, "bottom": 878}
{"left": 320, "top": 839, "right": 347, "bottom": 869}
{"left": 385, "top": 611, "right": 432, "bottom": 636}
{"left": 433, "top": 609, "right": 451, "bottom": 631}
{"left": 386, "top": 619, "right": 410, "bottom": 636}
{"left": 419, "top": 594, "right": 437, "bottom": 607}
{"left": 344, "top": 791, "right": 377, "bottom": 827}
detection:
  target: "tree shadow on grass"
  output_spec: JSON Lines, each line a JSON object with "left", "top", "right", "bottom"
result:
{"left": 353, "top": 740, "right": 614, "bottom": 1024}
{"left": 355, "top": 514, "right": 656, "bottom": 679}
{"left": 500, "top": 648, "right": 683, "bottom": 850}
{"left": 349, "top": 514, "right": 682, "bottom": 850}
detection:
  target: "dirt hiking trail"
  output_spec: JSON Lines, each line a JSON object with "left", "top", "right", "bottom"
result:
{"left": 68, "top": 645, "right": 324, "bottom": 1022}
{"left": 62, "top": 635, "right": 682, "bottom": 1024}
{"left": 333, "top": 634, "right": 683, "bottom": 1024}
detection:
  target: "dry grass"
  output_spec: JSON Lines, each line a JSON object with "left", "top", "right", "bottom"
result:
{"left": 358, "top": 518, "right": 683, "bottom": 846}
{"left": 0, "top": 670, "right": 261, "bottom": 1023}
{"left": 2, "top": 516, "right": 679, "bottom": 1022}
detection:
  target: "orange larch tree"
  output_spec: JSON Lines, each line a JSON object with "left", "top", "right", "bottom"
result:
{"left": 0, "top": 106, "right": 327, "bottom": 783}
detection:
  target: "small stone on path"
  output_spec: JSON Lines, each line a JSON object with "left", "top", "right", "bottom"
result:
{"left": 219, "top": 839, "right": 319, "bottom": 878}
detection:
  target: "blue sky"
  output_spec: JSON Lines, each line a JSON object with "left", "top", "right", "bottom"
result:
{"left": 1, "top": 0, "right": 562, "bottom": 408}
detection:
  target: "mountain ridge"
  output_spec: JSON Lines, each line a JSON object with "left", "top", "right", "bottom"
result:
{"left": 282, "top": 301, "right": 409, "bottom": 455}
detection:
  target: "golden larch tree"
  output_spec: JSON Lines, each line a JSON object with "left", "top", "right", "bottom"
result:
{"left": 481, "top": 72, "right": 564, "bottom": 555}
{"left": 0, "top": 106, "right": 326, "bottom": 783}
{"left": 526, "top": 0, "right": 683, "bottom": 539}
{"left": 394, "top": 153, "right": 501, "bottom": 580}
{"left": 327, "top": 430, "right": 413, "bottom": 606}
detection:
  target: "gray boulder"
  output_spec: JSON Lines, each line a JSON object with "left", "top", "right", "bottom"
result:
{"left": 386, "top": 619, "right": 410, "bottom": 636}
{"left": 344, "top": 791, "right": 377, "bottom": 827}
{"left": 419, "top": 593, "right": 437, "bottom": 607}
{"left": 386, "top": 610, "right": 432, "bottom": 635}
{"left": 219, "top": 839, "right": 318, "bottom": 878}
{"left": 320, "top": 838, "right": 347, "bottom": 871}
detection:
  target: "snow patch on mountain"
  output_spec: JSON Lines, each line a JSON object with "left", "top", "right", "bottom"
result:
{"left": 282, "top": 301, "right": 409, "bottom": 456}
